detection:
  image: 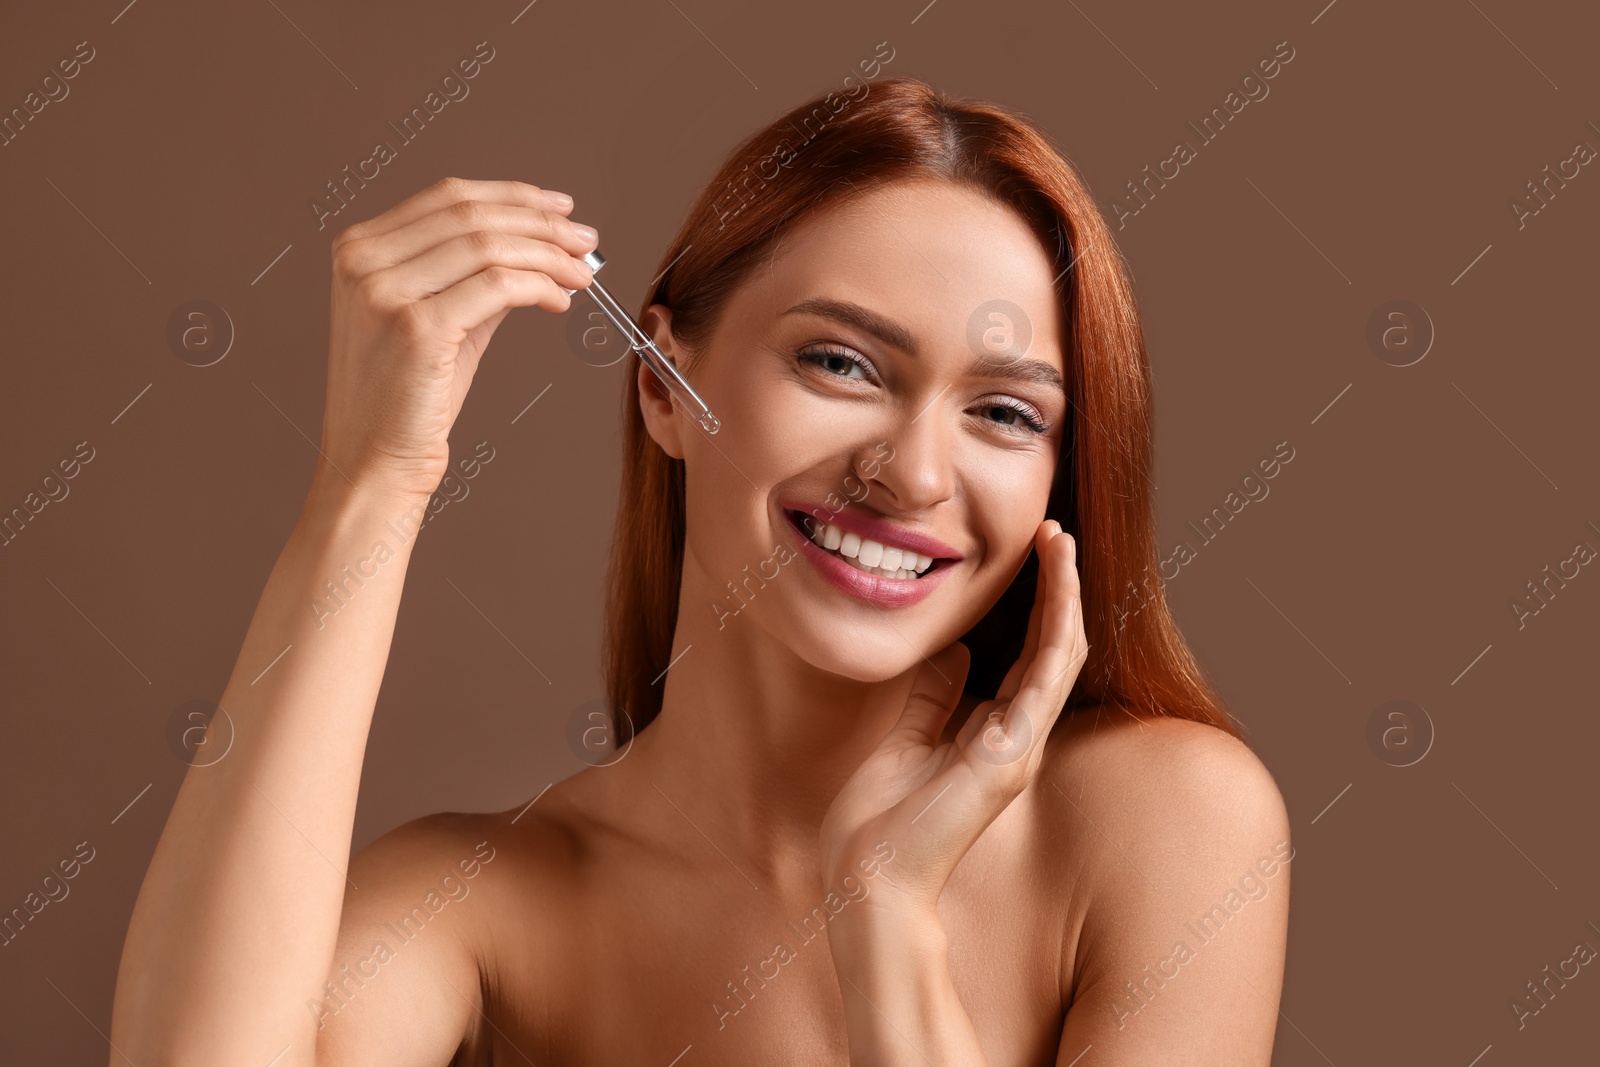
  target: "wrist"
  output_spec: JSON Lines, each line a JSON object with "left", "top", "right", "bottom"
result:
{"left": 832, "top": 908, "right": 979, "bottom": 1066}
{"left": 302, "top": 466, "right": 434, "bottom": 548}
{"left": 829, "top": 899, "right": 949, "bottom": 979}
{"left": 308, "top": 461, "right": 431, "bottom": 512}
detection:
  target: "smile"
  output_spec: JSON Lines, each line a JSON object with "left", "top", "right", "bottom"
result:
{"left": 787, "top": 510, "right": 936, "bottom": 579}
{"left": 780, "top": 507, "right": 960, "bottom": 608}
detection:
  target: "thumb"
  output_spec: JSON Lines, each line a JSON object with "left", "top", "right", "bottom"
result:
{"left": 458, "top": 307, "right": 512, "bottom": 371}
{"left": 889, "top": 641, "right": 971, "bottom": 748}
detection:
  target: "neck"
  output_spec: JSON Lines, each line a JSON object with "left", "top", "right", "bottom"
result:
{"left": 620, "top": 562, "right": 923, "bottom": 889}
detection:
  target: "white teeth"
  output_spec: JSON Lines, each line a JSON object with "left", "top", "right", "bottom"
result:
{"left": 796, "top": 513, "right": 938, "bottom": 579}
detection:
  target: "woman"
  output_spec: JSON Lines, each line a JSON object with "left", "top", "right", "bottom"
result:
{"left": 111, "top": 75, "right": 1290, "bottom": 1065}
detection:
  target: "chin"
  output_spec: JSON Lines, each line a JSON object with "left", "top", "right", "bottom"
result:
{"left": 767, "top": 606, "right": 947, "bottom": 685}
{"left": 800, "top": 642, "right": 924, "bottom": 685}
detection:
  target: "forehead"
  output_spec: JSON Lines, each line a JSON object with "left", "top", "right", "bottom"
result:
{"left": 740, "top": 178, "right": 1064, "bottom": 356}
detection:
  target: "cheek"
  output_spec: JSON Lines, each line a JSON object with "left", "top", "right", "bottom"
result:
{"left": 975, "top": 451, "right": 1054, "bottom": 507}
{"left": 723, "top": 374, "right": 881, "bottom": 485}
{"left": 751, "top": 350, "right": 901, "bottom": 446}
{"left": 679, "top": 427, "right": 798, "bottom": 579}
{"left": 769, "top": 398, "right": 868, "bottom": 455}
{"left": 966, "top": 458, "right": 1055, "bottom": 560}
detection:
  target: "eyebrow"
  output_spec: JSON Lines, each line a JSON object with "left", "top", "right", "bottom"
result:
{"left": 781, "top": 296, "right": 1066, "bottom": 396}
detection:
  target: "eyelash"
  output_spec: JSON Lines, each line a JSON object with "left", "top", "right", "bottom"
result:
{"left": 797, "top": 344, "right": 1052, "bottom": 437}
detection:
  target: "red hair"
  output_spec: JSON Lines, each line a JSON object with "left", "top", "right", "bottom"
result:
{"left": 603, "top": 74, "right": 1240, "bottom": 741}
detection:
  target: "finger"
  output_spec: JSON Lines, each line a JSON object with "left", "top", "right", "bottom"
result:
{"left": 975, "top": 528, "right": 1086, "bottom": 772}
{"left": 375, "top": 230, "right": 594, "bottom": 302}
{"left": 994, "top": 520, "right": 1058, "bottom": 706}
{"left": 1019, "top": 527, "right": 1081, "bottom": 706}
{"left": 342, "top": 201, "right": 598, "bottom": 280}
{"left": 337, "top": 177, "right": 574, "bottom": 244}
{"left": 414, "top": 266, "right": 576, "bottom": 339}
{"left": 957, "top": 522, "right": 1063, "bottom": 750}
{"left": 882, "top": 725, "right": 1026, "bottom": 896}
{"left": 887, "top": 642, "right": 971, "bottom": 750}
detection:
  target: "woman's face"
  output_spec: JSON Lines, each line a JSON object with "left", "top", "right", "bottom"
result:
{"left": 640, "top": 177, "right": 1068, "bottom": 682}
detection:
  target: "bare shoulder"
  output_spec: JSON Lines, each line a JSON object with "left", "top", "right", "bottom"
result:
{"left": 314, "top": 810, "right": 508, "bottom": 1066}
{"left": 344, "top": 809, "right": 519, "bottom": 930}
{"left": 412, "top": 796, "right": 592, "bottom": 927}
{"left": 320, "top": 801, "right": 588, "bottom": 1065}
{"left": 1035, "top": 706, "right": 1293, "bottom": 1057}
{"left": 1040, "top": 705, "right": 1288, "bottom": 841}
{"left": 349, "top": 808, "right": 504, "bottom": 874}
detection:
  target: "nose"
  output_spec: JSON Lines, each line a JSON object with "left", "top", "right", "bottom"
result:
{"left": 854, "top": 396, "right": 957, "bottom": 513}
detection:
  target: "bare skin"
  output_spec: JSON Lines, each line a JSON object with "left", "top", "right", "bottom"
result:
{"left": 110, "top": 176, "right": 1289, "bottom": 1067}
{"left": 308, "top": 696, "right": 1289, "bottom": 1066}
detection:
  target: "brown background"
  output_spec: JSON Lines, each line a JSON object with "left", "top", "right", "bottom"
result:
{"left": 1, "top": 0, "right": 1596, "bottom": 1062}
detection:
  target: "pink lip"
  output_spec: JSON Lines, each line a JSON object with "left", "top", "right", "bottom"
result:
{"left": 778, "top": 500, "right": 965, "bottom": 562}
{"left": 778, "top": 507, "right": 958, "bottom": 608}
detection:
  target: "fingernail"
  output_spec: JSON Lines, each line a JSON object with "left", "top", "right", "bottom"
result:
{"left": 572, "top": 222, "right": 598, "bottom": 242}
{"left": 552, "top": 191, "right": 574, "bottom": 209}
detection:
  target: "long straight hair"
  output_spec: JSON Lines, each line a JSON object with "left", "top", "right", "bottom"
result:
{"left": 602, "top": 74, "right": 1240, "bottom": 742}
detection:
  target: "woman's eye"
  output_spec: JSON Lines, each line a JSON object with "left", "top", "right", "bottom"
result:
{"left": 798, "top": 344, "right": 874, "bottom": 381}
{"left": 974, "top": 400, "right": 1051, "bottom": 437}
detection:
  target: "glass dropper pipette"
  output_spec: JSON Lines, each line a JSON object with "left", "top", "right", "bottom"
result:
{"left": 563, "top": 249, "right": 721, "bottom": 435}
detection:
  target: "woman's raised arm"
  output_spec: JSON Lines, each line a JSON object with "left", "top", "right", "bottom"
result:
{"left": 108, "top": 178, "right": 598, "bottom": 1066}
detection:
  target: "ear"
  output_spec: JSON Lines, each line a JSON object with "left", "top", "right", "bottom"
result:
{"left": 637, "top": 303, "right": 687, "bottom": 461}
